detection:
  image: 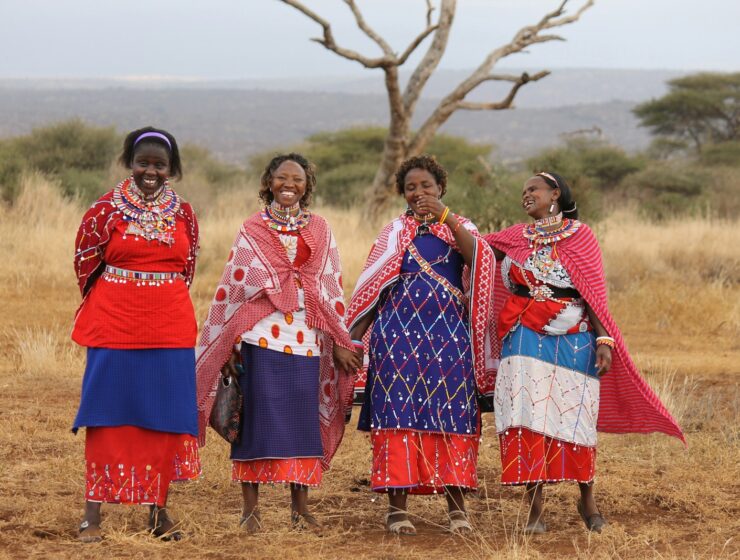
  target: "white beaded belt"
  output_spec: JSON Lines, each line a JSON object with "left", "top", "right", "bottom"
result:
{"left": 102, "top": 265, "right": 184, "bottom": 286}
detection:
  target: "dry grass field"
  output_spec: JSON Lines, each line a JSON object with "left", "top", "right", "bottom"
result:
{"left": 0, "top": 174, "right": 738, "bottom": 559}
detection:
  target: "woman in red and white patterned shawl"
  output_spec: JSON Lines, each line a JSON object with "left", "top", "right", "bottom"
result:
{"left": 196, "top": 154, "right": 360, "bottom": 534}
{"left": 484, "top": 172, "right": 684, "bottom": 534}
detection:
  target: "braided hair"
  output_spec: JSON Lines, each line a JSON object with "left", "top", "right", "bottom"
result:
{"left": 537, "top": 172, "right": 578, "bottom": 219}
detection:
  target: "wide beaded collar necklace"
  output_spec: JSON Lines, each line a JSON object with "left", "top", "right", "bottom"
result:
{"left": 112, "top": 177, "right": 180, "bottom": 245}
{"left": 261, "top": 201, "right": 311, "bottom": 232}
{"left": 523, "top": 214, "right": 580, "bottom": 248}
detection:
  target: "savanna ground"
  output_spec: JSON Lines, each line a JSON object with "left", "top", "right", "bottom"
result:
{"left": 0, "top": 175, "right": 738, "bottom": 559}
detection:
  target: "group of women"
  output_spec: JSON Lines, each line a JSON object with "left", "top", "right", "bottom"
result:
{"left": 72, "top": 127, "right": 685, "bottom": 543}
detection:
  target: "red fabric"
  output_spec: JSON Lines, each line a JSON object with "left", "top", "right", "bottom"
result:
{"left": 498, "top": 266, "right": 587, "bottom": 339}
{"left": 347, "top": 214, "right": 497, "bottom": 397}
{"left": 85, "top": 426, "right": 200, "bottom": 506}
{"left": 370, "top": 430, "right": 479, "bottom": 494}
{"left": 499, "top": 427, "right": 595, "bottom": 485}
{"left": 196, "top": 212, "right": 353, "bottom": 471}
{"left": 73, "top": 180, "right": 199, "bottom": 297}
{"left": 232, "top": 458, "right": 323, "bottom": 487}
{"left": 72, "top": 219, "right": 197, "bottom": 348}
{"left": 485, "top": 223, "right": 685, "bottom": 444}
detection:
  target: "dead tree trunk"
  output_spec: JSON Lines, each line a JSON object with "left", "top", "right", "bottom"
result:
{"left": 279, "top": 0, "right": 594, "bottom": 215}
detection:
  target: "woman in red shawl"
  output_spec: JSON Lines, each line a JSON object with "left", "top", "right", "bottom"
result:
{"left": 347, "top": 155, "right": 495, "bottom": 535}
{"left": 196, "top": 153, "right": 361, "bottom": 535}
{"left": 72, "top": 127, "right": 200, "bottom": 542}
{"left": 485, "top": 172, "right": 684, "bottom": 534}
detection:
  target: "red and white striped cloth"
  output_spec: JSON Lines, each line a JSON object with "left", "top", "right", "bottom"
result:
{"left": 485, "top": 223, "right": 685, "bottom": 444}
{"left": 195, "top": 212, "right": 354, "bottom": 468}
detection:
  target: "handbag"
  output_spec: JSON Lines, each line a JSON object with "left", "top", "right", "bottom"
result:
{"left": 209, "top": 371, "right": 243, "bottom": 444}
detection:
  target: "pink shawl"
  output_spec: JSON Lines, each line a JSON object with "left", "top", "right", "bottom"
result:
{"left": 347, "top": 213, "right": 497, "bottom": 396}
{"left": 485, "top": 223, "right": 685, "bottom": 444}
{"left": 195, "top": 212, "right": 354, "bottom": 468}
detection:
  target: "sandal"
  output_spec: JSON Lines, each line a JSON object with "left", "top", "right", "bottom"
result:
{"left": 78, "top": 520, "right": 102, "bottom": 543}
{"left": 149, "top": 507, "right": 184, "bottom": 542}
{"left": 447, "top": 510, "right": 472, "bottom": 534}
{"left": 385, "top": 510, "right": 416, "bottom": 536}
{"left": 577, "top": 500, "right": 606, "bottom": 533}
{"left": 523, "top": 519, "right": 547, "bottom": 535}
{"left": 239, "top": 510, "right": 262, "bottom": 534}
{"left": 291, "top": 511, "right": 323, "bottom": 536}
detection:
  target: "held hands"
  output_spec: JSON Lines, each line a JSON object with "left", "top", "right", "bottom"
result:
{"left": 595, "top": 345, "right": 612, "bottom": 377}
{"left": 333, "top": 345, "right": 363, "bottom": 376}
{"left": 413, "top": 194, "right": 447, "bottom": 221}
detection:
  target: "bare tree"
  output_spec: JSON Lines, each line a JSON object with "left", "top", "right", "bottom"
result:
{"left": 279, "top": 0, "right": 595, "bottom": 212}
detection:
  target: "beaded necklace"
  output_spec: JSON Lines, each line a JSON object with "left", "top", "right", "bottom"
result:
{"left": 523, "top": 216, "right": 580, "bottom": 248}
{"left": 261, "top": 200, "right": 311, "bottom": 232}
{"left": 113, "top": 177, "right": 180, "bottom": 244}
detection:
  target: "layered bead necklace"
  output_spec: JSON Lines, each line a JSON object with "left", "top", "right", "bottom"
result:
{"left": 113, "top": 177, "right": 180, "bottom": 245}
{"left": 261, "top": 200, "right": 311, "bottom": 232}
{"left": 523, "top": 213, "right": 580, "bottom": 277}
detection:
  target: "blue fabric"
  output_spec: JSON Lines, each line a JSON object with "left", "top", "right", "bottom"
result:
{"left": 73, "top": 348, "right": 198, "bottom": 436}
{"left": 359, "top": 235, "right": 478, "bottom": 435}
{"left": 231, "top": 343, "right": 323, "bottom": 461}
{"left": 501, "top": 324, "right": 599, "bottom": 378}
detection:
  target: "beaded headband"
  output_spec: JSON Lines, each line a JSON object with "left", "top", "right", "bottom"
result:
{"left": 537, "top": 172, "right": 558, "bottom": 186}
{"left": 134, "top": 131, "right": 172, "bottom": 150}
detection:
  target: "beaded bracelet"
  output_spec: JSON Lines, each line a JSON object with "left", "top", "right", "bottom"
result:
{"left": 596, "top": 336, "right": 615, "bottom": 348}
{"left": 439, "top": 206, "right": 450, "bottom": 224}
{"left": 351, "top": 339, "right": 364, "bottom": 350}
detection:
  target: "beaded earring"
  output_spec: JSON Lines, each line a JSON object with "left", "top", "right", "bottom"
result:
{"left": 549, "top": 202, "right": 555, "bottom": 214}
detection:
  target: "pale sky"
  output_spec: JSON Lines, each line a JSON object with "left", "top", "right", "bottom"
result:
{"left": 1, "top": 0, "right": 738, "bottom": 79}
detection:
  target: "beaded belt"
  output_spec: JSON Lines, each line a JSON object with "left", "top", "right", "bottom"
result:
{"left": 511, "top": 282, "right": 580, "bottom": 302}
{"left": 102, "top": 265, "right": 184, "bottom": 286}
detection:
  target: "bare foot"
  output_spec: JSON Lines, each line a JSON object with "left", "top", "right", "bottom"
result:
{"left": 149, "top": 506, "right": 183, "bottom": 541}
{"left": 291, "top": 510, "right": 323, "bottom": 536}
{"left": 240, "top": 510, "right": 262, "bottom": 534}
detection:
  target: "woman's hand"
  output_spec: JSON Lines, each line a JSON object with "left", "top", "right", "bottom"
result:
{"left": 595, "top": 345, "right": 612, "bottom": 377}
{"left": 413, "top": 194, "right": 447, "bottom": 221}
{"left": 333, "top": 345, "right": 362, "bottom": 375}
{"left": 221, "top": 348, "right": 241, "bottom": 379}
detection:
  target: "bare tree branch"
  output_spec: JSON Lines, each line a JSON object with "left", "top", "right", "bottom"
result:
{"left": 457, "top": 71, "right": 550, "bottom": 110}
{"left": 426, "top": 0, "right": 435, "bottom": 27}
{"left": 343, "top": 0, "right": 393, "bottom": 56}
{"left": 279, "top": 0, "right": 388, "bottom": 68}
{"left": 397, "top": 23, "right": 439, "bottom": 65}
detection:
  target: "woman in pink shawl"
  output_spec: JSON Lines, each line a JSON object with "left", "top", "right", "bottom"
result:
{"left": 195, "top": 153, "right": 361, "bottom": 534}
{"left": 485, "top": 172, "right": 684, "bottom": 534}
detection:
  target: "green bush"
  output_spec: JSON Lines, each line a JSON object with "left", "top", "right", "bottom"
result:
{"left": 620, "top": 162, "right": 707, "bottom": 220}
{"left": 700, "top": 141, "right": 740, "bottom": 167}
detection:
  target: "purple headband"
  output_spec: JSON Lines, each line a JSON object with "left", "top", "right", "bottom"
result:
{"left": 134, "top": 131, "right": 172, "bottom": 150}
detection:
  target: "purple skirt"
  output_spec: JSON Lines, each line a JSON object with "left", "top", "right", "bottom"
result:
{"left": 230, "top": 343, "right": 323, "bottom": 461}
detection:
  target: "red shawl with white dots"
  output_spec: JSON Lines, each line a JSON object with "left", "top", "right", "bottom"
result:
{"left": 195, "top": 212, "right": 354, "bottom": 468}
{"left": 485, "top": 223, "right": 685, "bottom": 444}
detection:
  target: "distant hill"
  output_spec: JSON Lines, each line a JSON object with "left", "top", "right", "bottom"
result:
{"left": 0, "top": 68, "right": 683, "bottom": 163}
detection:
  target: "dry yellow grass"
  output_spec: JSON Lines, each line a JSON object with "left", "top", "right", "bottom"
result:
{"left": 0, "top": 176, "right": 738, "bottom": 559}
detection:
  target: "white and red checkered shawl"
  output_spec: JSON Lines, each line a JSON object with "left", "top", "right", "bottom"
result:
{"left": 485, "top": 223, "right": 685, "bottom": 444}
{"left": 347, "top": 213, "right": 497, "bottom": 396}
{"left": 195, "top": 212, "right": 355, "bottom": 468}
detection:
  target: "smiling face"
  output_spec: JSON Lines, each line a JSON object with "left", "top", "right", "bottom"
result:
{"left": 403, "top": 168, "right": 442, "bottom": 215}
{"left": 270, "top": 160, "right": 307, "bottom": 207}
{"left": 522, "top": 176, "right": 560, "bottom": 219}
{"left": 131, "top": 143, "right": 171, "bottom": 196}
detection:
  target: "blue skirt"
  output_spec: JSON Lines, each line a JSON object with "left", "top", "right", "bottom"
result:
{"left": 230, "top": 344, "right": 323, "bottom": 461}
{"left": 73, "top": 348, "right": 198, "bottom": 437}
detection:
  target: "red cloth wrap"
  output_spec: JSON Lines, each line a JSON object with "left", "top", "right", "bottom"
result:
{"left": 73, "top": 182, "right": 199, "bottom": 297}
{"left": 195, "top": 212, "right": 354, "bottom": 470}
{"left": 485, "top": 223, "right": 685, "bottom": 444}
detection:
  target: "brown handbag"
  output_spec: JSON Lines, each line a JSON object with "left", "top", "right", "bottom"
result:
{"left": 209, "top": 373, "right": 243, "bottom": 444}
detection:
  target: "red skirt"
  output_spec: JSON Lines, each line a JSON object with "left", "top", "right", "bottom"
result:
{"left": 371, "top": 429, "right": 479, "bottom": 494}
{"left": 499, "top": 427, "right": 595, "bottom": 485}
{"left": 85, "top": 426, "right": 201, "bottom": 506}
{"left": 232, "top": 458, "right": 323, "bottom": 487}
